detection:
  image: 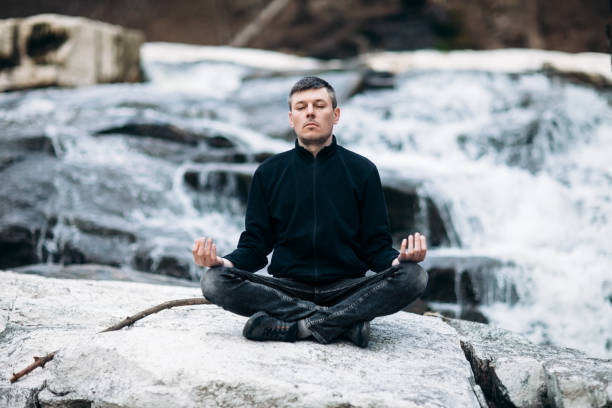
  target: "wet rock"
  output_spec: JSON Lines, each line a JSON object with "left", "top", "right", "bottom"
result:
{"left": 96, "top": 123, "right": 201, "bottom": 146}
{"left": 422, "top": 266, "right": 457, "bottom": 303}
{"left": 0, "top": 155, "right": 57, "bottom": 269}
{"left": 0, "top": 224, "right": 41, "bottom": 269}
{"left": 183, "top": 165, "right": 256, "bottom": 207}
{"left": 381, "top": 176, "right": 459, "bottom": 248}
{"left": 191, "top": 149, "right": 249, "bottom": 164}
{"left": 421, "top": 255, "right": 520, "bottom": 306}
{"left": 132, "top": 244, "right": 196, "bottom": 281}
{"left": 0, "top": 14, "right": 144, "bottom": 91}
{"left": 458, "top": 308, "right": 488, "bottom": 325}
{"left": 0, "top": 133, "right": 59, "bottom": 156}
{"left": 446, "top": 318, "right": 612, "bottom": 408}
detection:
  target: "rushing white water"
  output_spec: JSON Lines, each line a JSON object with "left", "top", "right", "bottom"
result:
{"left": 337, "top": 70, "right": 612, "bottom": 358}
{"left": 2, "top": 45, "right": 611, "bottom": 358}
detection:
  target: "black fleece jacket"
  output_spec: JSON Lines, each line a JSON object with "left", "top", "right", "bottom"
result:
{"left": 224, "top": 136, "right": 399, "bottom": 283}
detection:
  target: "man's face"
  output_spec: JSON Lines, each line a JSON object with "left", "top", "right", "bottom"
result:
{"left": 288, "top": 88, "right": 340, "bottom": 146}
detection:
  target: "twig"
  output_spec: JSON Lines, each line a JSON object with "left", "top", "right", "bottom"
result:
{"left": 99, "top": 298, "right": 211, "bottom": 333}
{"left": 229, "top": 0, "right": 291, "bottom": 47}
{"left": 10, "top": 352, "right": 55, "bottom": 383}
{"left": 9, "top": 297, "right": 212, "bottom": 383}
{"left": 424, "top": 311, "right": 449, "bottom": 321}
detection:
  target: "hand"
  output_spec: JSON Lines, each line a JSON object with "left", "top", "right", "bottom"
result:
{"left": 393, "top": 232, "right": 427, "bottom": 265}
{"left": 192, "top": 237, "right": 231, "bottom": 268}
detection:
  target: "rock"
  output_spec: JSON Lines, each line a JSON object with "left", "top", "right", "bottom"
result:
{"left": 12, "top": 263, "right": 198, "bottom": 287}
{"left": 0, "top": 224, "right": 42, "bottom": 270}
{"left": 421, "top": 254, "right": 520, "bottom": 306}
{"left": 445, "top": 318, "right": 612, "bottom": 407}
{"left": 0, "top": 14, "right": 144, "bottom": 92}
{"left": 544, "top": 357, "right": 612, "bottom": 408}
{"left": 96, "top": 123, "right": 202, "bottom": 146}
{"left": 183, "top": 164, "right": 255, "bottom": 208}
{"left": 1, "top": 271, "right": 486, "bottom": 408}
{"left": 381, "top": 176, "right": 460, "bottom": 248}
{"left": 361, "top": 49, "right": 612, "bottom": 89}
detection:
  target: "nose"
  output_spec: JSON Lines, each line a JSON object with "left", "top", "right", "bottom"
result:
{"left": 306, "top": 104, "right": 315, "bottom": 115}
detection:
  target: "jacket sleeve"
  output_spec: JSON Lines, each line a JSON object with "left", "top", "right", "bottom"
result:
{"left": 223, "top": 169, "right": 274, "bottom": 272}
{"left": 360, "top": 167, "right": 399, "bottom": 272}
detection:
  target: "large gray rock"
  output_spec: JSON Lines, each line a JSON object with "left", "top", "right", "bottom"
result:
{"left": 0, "top": 14, "right": 144, "bottom": 92}
{"left": 1, "top": 271, "right": 485, "bottom": 408}
{"left": 446, "top": 318, "right": 612, "bottom": 407}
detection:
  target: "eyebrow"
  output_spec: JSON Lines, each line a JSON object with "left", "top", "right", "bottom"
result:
{"left": 294, "top": 99, "right": 328, "bottom": 105}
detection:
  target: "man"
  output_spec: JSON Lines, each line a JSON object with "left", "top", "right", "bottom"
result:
{"left": 193, "top": 76, "right": 428, "bottom": 348}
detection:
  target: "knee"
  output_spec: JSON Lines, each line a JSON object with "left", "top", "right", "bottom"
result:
{"left": 200, "top": 266, "right": 233, "bottom": 303}
{"left": 395, "top": 262, "right": 428, "bottom": 298}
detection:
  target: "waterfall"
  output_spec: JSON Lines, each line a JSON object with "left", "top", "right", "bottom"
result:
{"left": 1, "top": 43, "right": 610, "bottom": 358}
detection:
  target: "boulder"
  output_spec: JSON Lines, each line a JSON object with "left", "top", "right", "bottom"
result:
{"left": 446, "top": 318, "right": 612, "bottom": 407}
{"left": 381, "top": 175, "right": 460, "bottom": 248}
{"left": 0, "top": 14, "right": 144, "bottom": 92}
{"left": 420, "top": 255, "right": 520, "bottom": 306}
{"left": 1, "top": 271, "right": 486, "bottom": 408}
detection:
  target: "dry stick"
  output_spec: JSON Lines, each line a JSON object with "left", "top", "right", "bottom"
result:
{"left": 10, "top": 352, "right": 56, "bottom": 384}
{"left": 99, "top": 298, "right": 211, "bottom": 333}
{"left": 9, "top": 297, "right": 212, "bottom": 383}
{"left": 229, "top": 0, "right": 291, "bottom": 47}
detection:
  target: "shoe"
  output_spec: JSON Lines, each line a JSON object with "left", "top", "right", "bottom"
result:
{"left": 242, "top": 312, "right": 298, "bottom": 342}
{"left": 344, "top": 321, "right": 370, "bottom": 348}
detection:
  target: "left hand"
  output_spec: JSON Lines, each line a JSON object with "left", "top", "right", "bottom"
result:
{"left": 392, "top": 232, "right": 427, "bottom": 265}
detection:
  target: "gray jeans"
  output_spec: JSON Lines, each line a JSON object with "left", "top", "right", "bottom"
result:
{"left": 201, "top": 261, "right": 428, "bottom": 344}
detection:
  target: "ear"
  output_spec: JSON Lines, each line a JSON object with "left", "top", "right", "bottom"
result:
{"left": 288, "top": 110, "right": 295, "bottom": 129}
{"left": 333, "top": 107, "right": 340, "bottom": 125}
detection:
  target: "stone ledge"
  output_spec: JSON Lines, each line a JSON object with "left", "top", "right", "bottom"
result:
{"left": 0, "top": 14, "right": 144, "bottom": 92}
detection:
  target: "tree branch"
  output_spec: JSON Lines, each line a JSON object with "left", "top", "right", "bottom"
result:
{"left": 9, "top": 297, "right": 212, "bottom": 383}
{"left": 99, "top": 297, "right": 211, "bottom": 333}
{"left": 10, "top": 352, "right": 55, "bottom": 383}
{"left": 229, "top": 0, "right": 291, "bottom": 48}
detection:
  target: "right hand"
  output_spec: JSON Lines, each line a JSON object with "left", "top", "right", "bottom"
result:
{"left": 192, "top": 237, "right": 225, "bottom": 267}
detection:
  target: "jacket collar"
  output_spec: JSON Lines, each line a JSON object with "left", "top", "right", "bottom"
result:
{"left": 294, "top": 135, "right": 337, "bottom": 161}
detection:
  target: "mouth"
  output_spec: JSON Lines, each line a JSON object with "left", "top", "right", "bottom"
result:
{"left": 304, "top": 122, "right": 318, "bottom": 128}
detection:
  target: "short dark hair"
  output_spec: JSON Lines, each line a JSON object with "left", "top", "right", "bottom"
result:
{"left": 288, "top": 76, "right": 337, "bottom": 110}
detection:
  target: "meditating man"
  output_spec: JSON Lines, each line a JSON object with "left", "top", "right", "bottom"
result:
{"left": 193, "top": 76, "right": 428, "bottom": 348}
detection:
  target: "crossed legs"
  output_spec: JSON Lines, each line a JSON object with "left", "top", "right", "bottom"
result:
{"left": 201, "top": 262, "right": 428, "bottom": 345}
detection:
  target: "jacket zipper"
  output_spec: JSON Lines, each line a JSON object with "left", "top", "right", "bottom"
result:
{"left": 312, "top": 157, "right": 318, "bottom": 283}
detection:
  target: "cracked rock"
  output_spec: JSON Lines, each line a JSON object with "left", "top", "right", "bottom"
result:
{"left": 445, "top": 318, "right": 612, "bottom": 407}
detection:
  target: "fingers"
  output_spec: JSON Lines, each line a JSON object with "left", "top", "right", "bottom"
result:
{"left": 192, "top": 237, "right": 220, "bottom": 267}
{"left": 398, "top": 232, "right": 427, "bottom": 262}
{"left": 407, "top": 234, "right": 415, "bottom": 258}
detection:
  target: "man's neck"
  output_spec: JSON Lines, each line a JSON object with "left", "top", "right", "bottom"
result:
{"left": 297, "top": 134, "right": 333, "bottom": 157}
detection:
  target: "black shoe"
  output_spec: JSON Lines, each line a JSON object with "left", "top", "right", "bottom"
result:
{"left": 344, "top": 321, "right": 370, "bottom": 348}
{"left": 242, "top": 311, "right": 298, "bottom": 342}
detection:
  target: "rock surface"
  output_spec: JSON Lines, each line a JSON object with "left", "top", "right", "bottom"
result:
{"left": 1, "top": 271, "right": 486, "bottom": 408}
{"left": 0, "top": 14, "right": 144, "bottom": 92}
{"left": 12, "top": 263, "right": 198, "bottom": 287}
{"left": 2, "top": 270, "right": 611, "bottom": 407}
{"left": 446, "top": 318, "right": 612, "bottom": 407}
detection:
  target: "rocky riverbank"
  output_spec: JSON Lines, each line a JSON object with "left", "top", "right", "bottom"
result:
{"left": 1, "top": 271, "right": 610, "bottom": 407}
